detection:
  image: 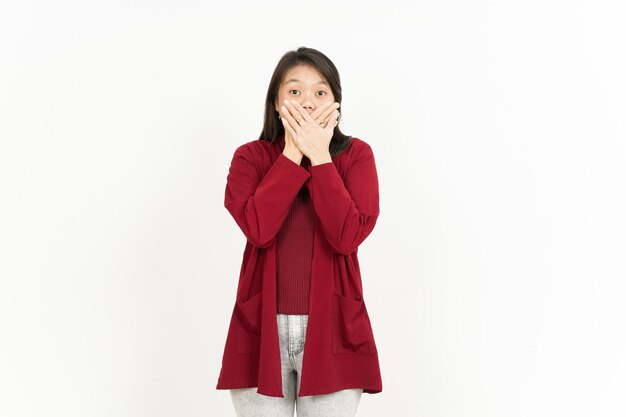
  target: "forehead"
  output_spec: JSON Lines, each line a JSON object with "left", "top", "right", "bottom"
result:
{"left": 282, "top": 65, "right": 328, "bottom": 86}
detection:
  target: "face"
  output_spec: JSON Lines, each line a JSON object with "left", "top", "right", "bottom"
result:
{"left": 274, "top": 64, "right": 335, "bottom": 117}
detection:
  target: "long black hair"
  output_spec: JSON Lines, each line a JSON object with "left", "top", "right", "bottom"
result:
{"left": 259, "top": 46, "right": 352, "bottom": 158}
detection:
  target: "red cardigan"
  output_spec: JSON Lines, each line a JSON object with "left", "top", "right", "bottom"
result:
{"left": 215, "top": 133, "right": 382, "bottom": 397}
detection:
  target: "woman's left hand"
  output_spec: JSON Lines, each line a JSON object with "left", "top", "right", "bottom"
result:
{"left": 279, "top": 99, "right": 340, "bottom": 165}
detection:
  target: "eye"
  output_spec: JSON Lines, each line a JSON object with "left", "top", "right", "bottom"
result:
{"left": 317, "top": 91, "right": 327, "bottom": 96}
{"left": 289, "top": 89, "right": 300, "bottom": 95}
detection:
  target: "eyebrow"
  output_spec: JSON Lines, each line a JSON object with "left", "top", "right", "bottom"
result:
{"left": 284, "top": 78, "right": 328, "bottom": 86}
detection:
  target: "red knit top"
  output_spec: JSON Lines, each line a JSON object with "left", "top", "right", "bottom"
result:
{"left": 276, "top": 156, "right": 314, "bottom": 314}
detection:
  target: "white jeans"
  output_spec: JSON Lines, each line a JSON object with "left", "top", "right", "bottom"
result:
{"left": 230, "top": 313, "right": 363, "bottom": 417}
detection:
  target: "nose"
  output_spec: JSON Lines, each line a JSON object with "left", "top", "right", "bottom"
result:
{"left": 299, "top": 94, "right": 315, "bottom": 113}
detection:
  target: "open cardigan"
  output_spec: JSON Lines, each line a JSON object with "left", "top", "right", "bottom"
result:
{"left": 216, "top": 133, "right": 382, "bottom": 397}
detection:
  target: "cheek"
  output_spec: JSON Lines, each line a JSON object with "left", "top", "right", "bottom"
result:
{"left": 276, "top": 92, "right": 285, "bottom": 108}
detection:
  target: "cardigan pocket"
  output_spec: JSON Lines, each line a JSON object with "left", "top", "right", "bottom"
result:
{"left": 234, "top": 290, "right": 263, "bottom": 354}
{"left": 332, "top": 292, "right": 377, "bottom": 355}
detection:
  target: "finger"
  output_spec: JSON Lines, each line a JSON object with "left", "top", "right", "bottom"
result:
{"left": 280, "top": 116, "right": 297, "bottom": 138}
{"left": 289, "top": 100, "right": 317, "bottom": 125}
{"left": 280, "top": 105, "right": 301, "bottom": 133}
{"left": 325, "top": 110, "right": 339, "bottom": 131}
{"left": 283, "top": 100, "right": 306, "bottom": 127}
{"left": 312, "top": 101, "right": 334, "bottom": 123}
{"left": 319, "top": 102, "right": 339, "bottom": 124}
{"left": 321, "top": 108, "right": 338, "bottom": 126}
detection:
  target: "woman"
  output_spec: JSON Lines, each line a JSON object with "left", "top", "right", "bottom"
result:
{"left": 216, "top": 46, "right": 382, "bottom": 416}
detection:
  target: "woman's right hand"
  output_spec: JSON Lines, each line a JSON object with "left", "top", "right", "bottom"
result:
{"left": 282, "top": 124, "right": 304, "bottom": 164}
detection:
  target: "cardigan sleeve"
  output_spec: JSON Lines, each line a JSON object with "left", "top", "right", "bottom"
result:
{"left": 308, "top": 141, "right": 380, "bottom": 255}
{"left": 224, "top": 145, "right": 311, "bottom": 248}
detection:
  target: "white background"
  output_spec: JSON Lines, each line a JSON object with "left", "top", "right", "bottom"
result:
{"left": 1, "top": 1, "right": 625, "bottom": 416}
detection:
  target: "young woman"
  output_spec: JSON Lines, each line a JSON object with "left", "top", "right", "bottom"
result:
{"left": 216, "top": 46, "right": 382, "bottom": 416}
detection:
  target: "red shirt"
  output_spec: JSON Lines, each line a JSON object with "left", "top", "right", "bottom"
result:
{"left": 216, "top": 133, "right": 382, "bottom": 397}
{"left": 276, "top": 155, "right": 315, "bottom": 314}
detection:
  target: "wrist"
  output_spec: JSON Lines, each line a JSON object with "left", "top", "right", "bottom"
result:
{"left": 283, "top": 148, "right": 303, "bottom": 165}
{"left": 310, "top": 152, "right": 332, "bottom": 166}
